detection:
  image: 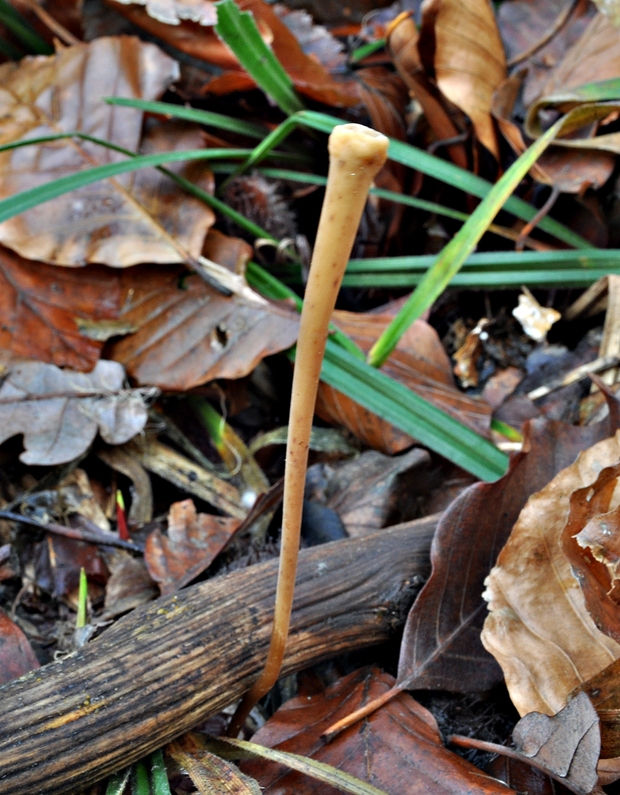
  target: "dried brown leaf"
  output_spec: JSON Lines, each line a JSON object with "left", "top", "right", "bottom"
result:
{"left": 513, "top": 692, "right": 600, "bottom": 795}
{"left": 0, "top": 359, "right": 150, "bottom": 465}
{"left": 561, "top": 461, "right": 620, "bottom": 645}
{"left": 397, "top": 418, "right": 620, "bottom": 693}
{"left": 0, "top": 36, "right": 217, "bottom": 266}
{"left": 239, "top": 667, "right": 517, "bottom": 795}
{"left": 0, "top": 609, "right": 40, "bottom": 685}
{"left": 109, "top": 268, "right": 300, "bottom": 391}
{"left": 316, "top": 306, "right": 492, "bottom": 454}
{"left": 481, "top": 432, "right": 620, "bottom": 718}
{"left": 102, "top": 551, "right": 158, "bottom": 618}
{"left": 0, "top": 248, "right": 120, "bottom": 371}
{"left": 497, "top": 0, "right": 595, "bottom": 108}
{"left": 492, "top": 74, "right": 615, "bottom": 193}
{"left": 312, "top": 447, "right": 430, "bottom": 538}
{"left": 144, "top": 499, "right": 240, "bottom": 594}
{"left": 421, "top": 0, "right": 506, "bottom": 158}
{"left": 387, "top": 13, "right": 469, "bottom": 169}
{"left": 170, "top": 733, "right": 261, "bottom": 795}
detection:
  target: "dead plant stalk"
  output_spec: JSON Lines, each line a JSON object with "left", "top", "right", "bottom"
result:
{"left": 229, "top": 123, "right": 389, "bottom": 733}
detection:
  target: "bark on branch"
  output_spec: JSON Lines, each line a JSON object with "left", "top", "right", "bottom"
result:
{"left": 0, "top": 516, "right": 437, "bottom": 794}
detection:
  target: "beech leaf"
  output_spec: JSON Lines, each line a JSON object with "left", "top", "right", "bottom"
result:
{"left": 0, "top": 36, "right": 216, "bottom": 267}
{"left": 0, "top": 609, "right": 40, "bottom": 685}
{"left": 0, "top": 359, "right": 151, "bottom": 465}
{"left": 421, "top": 0, "right": 506, "bottom": 158}
{"left": 144, "top": 499, "right": 240, "bottom": 594}
{"left": 397, "top": 417, "right": 620, "bottom": 693}
{"left": 513, "top": 693, "right": 600, "bottom": 795}
{"left": 316, "top": 306, "right": 491, "bottom": 454}
{"left": 481, "top": 432, "right": 620, "bottom": 718}
{"left": 238, "top": 667, "right": 516, "bottom": 795}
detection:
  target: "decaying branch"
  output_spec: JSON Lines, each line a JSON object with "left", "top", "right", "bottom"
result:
{"left": 0, "top": 516, "right": 437, "bottom": 794}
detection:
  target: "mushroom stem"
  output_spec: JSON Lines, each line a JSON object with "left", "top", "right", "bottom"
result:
{"left": 229, "top": 123, "right": 388, "bottom": 735}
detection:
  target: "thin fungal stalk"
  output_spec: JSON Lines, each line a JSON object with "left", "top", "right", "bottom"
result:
{"left": 229, "top": 123, "right": 389, "bottom": 734}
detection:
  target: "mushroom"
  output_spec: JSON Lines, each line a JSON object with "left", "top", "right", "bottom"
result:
{"left": 229, "top": 123, "right": 389, "bottom": 734}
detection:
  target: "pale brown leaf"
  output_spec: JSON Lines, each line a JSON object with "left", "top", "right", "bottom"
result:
{"left": 0, "top": 36, "right": 216, "bottom": 267}
{"left": 481, "top": 432, "right": 620, "bottom": 718}
{"left": 0, "top": 359, "right": 150, "bottom": 465}
{"left": 422, "top": 0, "right": 506, "bottom": 158}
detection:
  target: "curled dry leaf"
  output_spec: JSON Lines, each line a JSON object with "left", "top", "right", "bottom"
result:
{"left": 421, "top": 0, "right": 506, "bottom": 158}
{"left": 481, "top": 432, "right": 620, "bottom": 718}
{"left": 316, "top": 306, "right": 492, "bottom": 454}
{"left": 0, "top": 359, "right": 150, "bottom": 465}
{"left": 109, "top": 268, "right": 300, "bottom": 390}
{"left": 387, "top": 12, "right": 469, "bottom": 169}
{"left": 144, "top": 499, "right": 240, "bottom": 594}
{"left": 561, "top": 461, "right": 620, "bottom": 645}
{"left": 0, "top": 36, "right": 217, "bottom": 266}
{"left": 492, "top": 73, "right": 616, "bottom": 194}
{"left": 397, "top": 417, "right": 620, "bottom": 694}
{"left": 0, "top": 610, "right": 39, "bottom": 685}
{"left": 240, "top": 667, "right": 517, "bottom": 795}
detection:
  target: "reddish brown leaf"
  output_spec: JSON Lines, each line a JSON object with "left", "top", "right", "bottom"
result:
{"left": 574, "top": 657, "right": 620, "bottom": 759}
{"left": 240, "top": 667, "right": 516, "bottom": 795}
{"left": 0, "top": 248, "right": 119, "bottom": 370}
{"left": 561, "top": 461, "right": 620, "bottom": 645}
{"left": 397, "top": 416, "right": 620, "bottom": 694}
{"left": 144, "top": 499, "right": 240, "bottom": 594}
{"left": 110, "top": 267, "right": 300, "bottom": 390}
{"left": 316, "top": 306, "right": 492, "bottom": 454}
{"left": 0, "top": 609, "right": 39, "bottom": 685}
{"left": 103, "top": 551, "right": 158, "bottom": 619}
{"left": 109, "top": 0, "right": 359, "bottom": 108}
{"left": 0, "top": 36, "right": 218, "bottom": 267}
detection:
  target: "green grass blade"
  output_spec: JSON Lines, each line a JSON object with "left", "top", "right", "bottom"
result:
{"left": 553, "top": 77, "right": 620, "bottom": 102}
{"left": 341, "top": 268, "right": 620, "bottom": 288}
{"left": 106, "top": 768, "right": 131, "bottom": 795}
{"left": 240, "top": 110, "right": 589, "bottom": 249}
{"left": 245, "top": 266, "right": 504, "bottom": 479}
{"left": 0, "top": 147, "right": 258, "bottom": 225}
{"left": 0, "top": 0, "right": 52, "bottom": 54}
{"left": 215, "top": 0, "right": 305, "bottom": 116}
{"left": 209, "top": 736, "right": 395, "bottom": 795}
{"left": 105, "top": 97, "right": 267, "bottom": 138}
{"left": 132, "top": 760, "right": 150, "bottom": 795}
{"left": 322, "top": 341, "right": 508, "bottom": 481}
{"left": 150, "top": 750, "right": 171, "bottom": 795}
{"left": 368, "top": 116, "right": 566, "bottom": 367}
{"left": 350, "top": 38, "right": 386, "bottom": 62}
